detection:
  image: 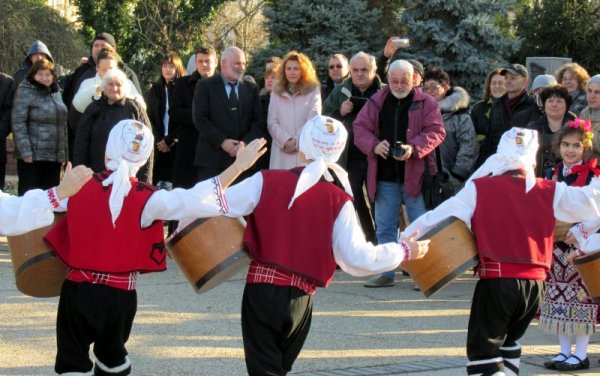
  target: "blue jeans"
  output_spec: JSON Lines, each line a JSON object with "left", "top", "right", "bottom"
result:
{"left": 374, "top": 180, "right": 427, "bottom": 280}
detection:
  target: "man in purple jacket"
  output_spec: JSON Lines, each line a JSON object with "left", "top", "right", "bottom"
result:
{"left": 354, "top": 59, "right": 445, "bottom": 287}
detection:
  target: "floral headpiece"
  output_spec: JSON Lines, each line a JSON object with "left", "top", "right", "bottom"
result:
{"left": 567, "top": 117, "right": 594, "bottom": 149}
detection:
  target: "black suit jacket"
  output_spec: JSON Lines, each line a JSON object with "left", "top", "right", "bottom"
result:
{"left": 192, "top": 74, "right": 263, "bottom": 169}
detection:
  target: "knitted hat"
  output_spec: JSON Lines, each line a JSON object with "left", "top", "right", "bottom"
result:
{"left": 407, "top": 59, "right": 424, "bottom": 78}
{"left": 94, "top": 32, "right": 117, "bottom": 49}
{"left": 531, "top": 74, "right": 557, "bottom": 91}
{"left": 589, "top": 74, "right": 600, "bottom": 86}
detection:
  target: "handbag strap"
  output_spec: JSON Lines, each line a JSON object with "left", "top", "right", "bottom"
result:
{"left": 424, "top": 146, "right": 443, "bottom": 176}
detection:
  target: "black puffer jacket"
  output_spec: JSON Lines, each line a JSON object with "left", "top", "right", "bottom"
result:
{"left": 11, "top": 79, "right": 68, "bottom": 162}
{"left": 73, "top": 96, "right": 151, "bottom": 178}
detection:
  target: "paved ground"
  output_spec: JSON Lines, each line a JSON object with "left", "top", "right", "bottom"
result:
{"left": 1, "top": 237, "right": 600, "bottom": 376}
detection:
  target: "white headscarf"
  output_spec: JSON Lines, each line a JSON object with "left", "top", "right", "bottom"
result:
{"left": 102, "top": 119, "right": 154, "bottom": 225}
{"left": 466, "top": 127, "right": 539, "bottom": 192}
{"left": 288, "top": 115, "right": 352, "bottom": 208}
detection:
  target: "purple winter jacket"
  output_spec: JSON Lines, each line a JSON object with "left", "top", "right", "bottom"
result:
{"left": 353, "top": 86, "right": 445, "bottom": 201}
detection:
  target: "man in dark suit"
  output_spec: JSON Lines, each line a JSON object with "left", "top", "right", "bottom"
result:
{"left": 0, "top": 73, "right": 15, "bottom": 190}
{"left": 193, "top": 46, "right": 263, "bottom": 181}
{"left": 170, "top": 45, "right": 218, "bottom": 189}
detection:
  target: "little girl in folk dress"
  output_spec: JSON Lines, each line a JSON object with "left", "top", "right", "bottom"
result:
{"left": 540, "top": 118, "right": 600, "bottom": 371}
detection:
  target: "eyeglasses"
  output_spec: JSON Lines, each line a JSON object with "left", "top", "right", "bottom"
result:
{"left": 422, "top": 83, "right": 441, "bottom": 92}
{"left": 329, "top": 64, "right": 343, "bottom": 70}
{"left": 389, "top": 79, "right": 411, "bottom": 86}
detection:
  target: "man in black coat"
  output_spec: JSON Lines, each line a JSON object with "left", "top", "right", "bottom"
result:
{"left": 192, "top": 46, "right": 264, "bottom": 181}
{"left": 0, "top": 73, "right": 15, "bottom": 189}
{"left": 477, "top": 64, "right": 542, "bottom": 167}
{"left": 62, "top": 33, "right": 141, "bottom": 160}
{"left": 62, "top": 33, "right": 141, "bottom": 108}
{"left": 169, "top": 46, "right": 218, "bottom": 189}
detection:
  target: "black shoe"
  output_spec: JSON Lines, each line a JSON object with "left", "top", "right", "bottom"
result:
{"left": 543, "top": 353, "right": 568, "bottom": 369}
{"left": 555, "top": 355, "right": 590, "bottom": 371}
{"left": 364, "top": 274, "right": 395, "bottom": 287}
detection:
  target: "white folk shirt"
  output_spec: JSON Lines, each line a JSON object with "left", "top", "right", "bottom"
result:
{"left": 400, "top": 179, "right": 600, "bottom": 243}
{"left": 0, "top": 189, "right": 59, "bottom": 236}
{"left": 140, "top": 173, "right": 405, "bottom": 277}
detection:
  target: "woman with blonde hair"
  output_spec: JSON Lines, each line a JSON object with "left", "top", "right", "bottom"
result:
{"left": 555, "top": 62, "right": 590, "bottom": 115}
{"left": 268, "top": 50, "right": 321, "bottom": 169}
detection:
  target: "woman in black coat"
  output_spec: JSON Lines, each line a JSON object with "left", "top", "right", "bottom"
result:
{"left": 144, "top": 53, "right": 186, "bottom": 186}
{"left": 73, "top": 69, "right": 151, "bottom": 181}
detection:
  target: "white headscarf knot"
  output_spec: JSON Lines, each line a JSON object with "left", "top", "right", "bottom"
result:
{"left": 102, "top": 119, "right": 154, "bottom": 225}
{"left": 288, "top": 115, "right": 352, "bottom": 208}
{"left": 466, "top": 127, "right": 539, "bottom": 192}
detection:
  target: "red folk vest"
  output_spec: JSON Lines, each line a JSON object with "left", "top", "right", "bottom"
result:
{"left": 45, "top": 172, "right": 166, "bottom": 273}
{"left": 243, "top": 168, "right": 351, "bottom": 287}
{"left": 471, "top": 174, "right": 556, "bottom": 280}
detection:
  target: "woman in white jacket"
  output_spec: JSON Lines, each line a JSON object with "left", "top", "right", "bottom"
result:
{"left": 72, "top": 49, "right": 144, "bottom": 114}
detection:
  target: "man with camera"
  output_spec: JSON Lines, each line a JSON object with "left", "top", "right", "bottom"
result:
{"left": 323, "top": 51, "right": 382, "bottom": 243}
{"left": 354, "top": 59, "right": 445, "bottom": 287}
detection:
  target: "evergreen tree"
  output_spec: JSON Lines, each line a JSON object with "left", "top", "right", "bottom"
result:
{"left": 513, "top": 0, "right": 600, "bottom": 76}
{"left": 397, "top": 0, "right": 519, "bottom": 100}
{"left": 0, "top": 0, "right": 87, "bottom": 74}
{"left": 252, "top": 0, "right": 383, "bottom": 81}
{"left": 73, "top": 0, "right": 136, "bottom": 51}
{"left": 73, "top": 0, "right": 225, "bottom": 85}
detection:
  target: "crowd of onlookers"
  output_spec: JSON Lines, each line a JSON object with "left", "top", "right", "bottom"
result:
{"left": 1, "top": 33, "right": 599, "bottom": 250}
{"left": 2, "top": 30, "right": 600, "bottom": 374}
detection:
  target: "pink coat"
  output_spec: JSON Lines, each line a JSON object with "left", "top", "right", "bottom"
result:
{"left": 267, "top": 86, "right": 321, "bottom": 169}
{"left": 353, "top": 86, "right": 445, "bottom": 201}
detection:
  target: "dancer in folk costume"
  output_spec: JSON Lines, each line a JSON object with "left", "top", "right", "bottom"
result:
{"left": 399, "top": 127, "right": 600, "bottom": 376}
{"left": 44, "top": 119, "right": 266, "bottom": 375}
{"left": 204, "top": 115, "right": 429, "bottom": 375}
{"left": 540, "top": 118, "right": 600, "bottom": 371}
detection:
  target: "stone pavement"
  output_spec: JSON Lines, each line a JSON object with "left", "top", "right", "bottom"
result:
{"left": 1, "top": 238, "right": 600, "bottom": 375}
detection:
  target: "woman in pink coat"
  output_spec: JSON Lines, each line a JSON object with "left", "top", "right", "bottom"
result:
{"left": 268, "top": 51, "right": 321, "bottom": 169}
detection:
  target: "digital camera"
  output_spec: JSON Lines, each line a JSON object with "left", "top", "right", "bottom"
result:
{"left": 391, "top": 141, "right": 405, "bottom": 158}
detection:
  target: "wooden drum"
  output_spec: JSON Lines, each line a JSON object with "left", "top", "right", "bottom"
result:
{"left": 7, "top": 213, "right": 67, "bottom": 297}
{"left": 573, "top": 252, "right": 600, "bottom": 303}
{"left": 554, "top": 220, "right": 573, "bottom": 243}
{"left": 401, "top": 216, "right": 478, "bottom": 297}
{"left": 166, "top": 216, "right": 249, "bottom": 294}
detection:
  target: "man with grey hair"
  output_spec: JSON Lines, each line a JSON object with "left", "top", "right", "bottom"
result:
{"left": 354, "top": 59, "right": 445, "bottom": 287}
{"left": 321, "top": 53, "right": 350, "bottom": 101}
{"left": 323, "top": 51, "right": 382, "bottom": 242}
{"left": 192, "top": 46, "right": 264, "bottom": 181}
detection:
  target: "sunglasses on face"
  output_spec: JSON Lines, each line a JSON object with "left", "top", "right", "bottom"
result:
{"left": 329, "top": 64, "right": 343, "bottom": 70}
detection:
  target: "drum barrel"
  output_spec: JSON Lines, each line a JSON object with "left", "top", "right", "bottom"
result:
{"left": 573, "top": 251, "right": 600, "bottom": 303}
{"left": 167, "top": 216, "right": 249, "bottom": 294}
{"left": 7, "top": 213, "right": 67, "bottom": 297}
{"left": 402, "top": 216, "right": 478, "bottom": 297}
